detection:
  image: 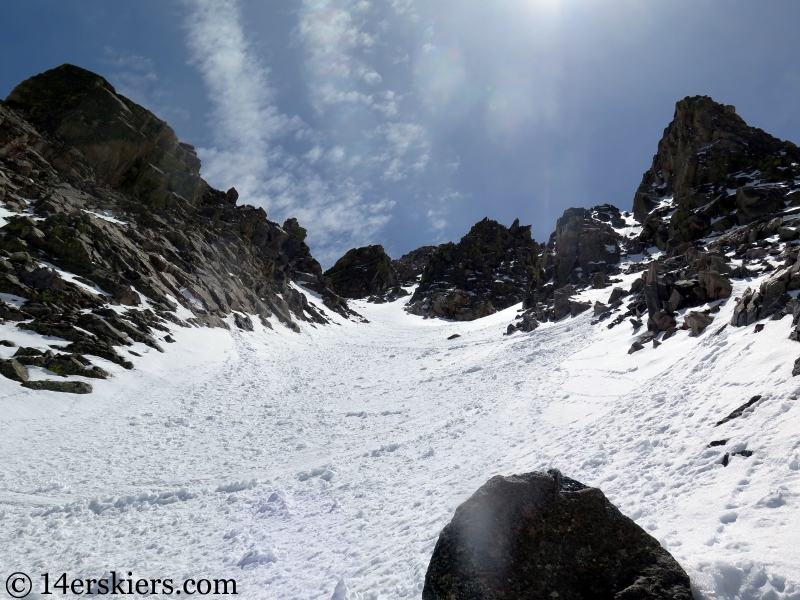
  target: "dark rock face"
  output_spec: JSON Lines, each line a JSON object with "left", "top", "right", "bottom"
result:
{"left": 13, "top": 347, "right": 108, "bottom": 379}
{"left": 392, "top": 245, "right": 436, "bottom": 284}
{"left": 552, "top": 206, "right": 622, "bottom": 288}
{"left": 734, "top": 186, "right": 784, "bottom": 226}
{"left": 6, "top": 64, "right": 206, "bottom": 209}
{"left": 715, "top": 395, "right": 762, "bottom": 426}
{"left": 633, "top": 95, "right": 800, "bottom": 250}
{"left": 324, "top": 245, "right": 398, "bottom": 299}
{"left": 569, "top": 299, "right": 592, "bottom": 317}
{"left": 628, "top": 341, "right": 645, "bottom": 354}
{"left": 684, "top": 311, "right": 714, "bottom": 336}
{"left": 552, "top": 284, "right": 576, "bottom": 321}
{"left": 423, "top": 470, "right": 693, "bottom": 600}
{"left": 407, "top": 218, "right": 542, "bottom": 321}
{"left": 730, "top": 265, "right": 800, "bottom": 328}
{"left": 22, "top": 380, "right": 92, "bottom": 394}
{"left": 280, "top": 217, "right": 324, "bottom": 280}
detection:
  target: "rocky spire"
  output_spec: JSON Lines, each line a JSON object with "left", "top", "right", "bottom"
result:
{"left": 633, "top": 95, "right": 800, "bottom": 249}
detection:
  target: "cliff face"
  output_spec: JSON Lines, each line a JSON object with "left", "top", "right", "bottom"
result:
{"left": 0, "top": 64, "right": 353, "bottom": 390}
{"left": 392, "top": 245, "right": 436, "bottom": 284}
{"left": 551, "top": 205, "right": 623, "bottom": 288}
{"left": 633, "top": 95, "right": 800, "bottom": 249}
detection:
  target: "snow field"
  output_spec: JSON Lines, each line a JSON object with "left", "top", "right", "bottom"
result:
{"left": 1, "top": 269, "right": 799, "bottom": 599}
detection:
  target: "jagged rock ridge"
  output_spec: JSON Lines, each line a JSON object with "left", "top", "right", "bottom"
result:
{"left": 385, "top": 95, "right": 800, "bottom": 353}
{"left": 392, "top": 245, "right": 436, "bottom": 284}
{"left": 0, "top": 64, "right": 353, "bottom": 391}
{"left": 406, "top": 218, "right": 543, "bottom": 321}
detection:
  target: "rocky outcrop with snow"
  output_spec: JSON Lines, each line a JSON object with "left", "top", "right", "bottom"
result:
{"left": 0, "top": 64, "right": 351, "bottom": 392}
{"left": 392, "top": 245, "right": 437, "bottom": 284}
{"left": 550, "top": 204, "right": 624, "bottom": 288}
{"left": 406, "top": 218, "right": 543, "bottom": 321}
{"left": 633, "top": 95, "right": 800, "bottom": 250}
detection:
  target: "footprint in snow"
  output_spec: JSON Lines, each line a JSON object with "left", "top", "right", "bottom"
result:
{"left": 758, "top": 489, "right": 786, "bottom": 508}
{"left": 237, "top": 549, "right": 277, "bottom": 568}
{"left": 367, "top": 443, "right": 401, "bottom": 457}
{"left": 298, "top": 467, "right": 335, "bottom": 481}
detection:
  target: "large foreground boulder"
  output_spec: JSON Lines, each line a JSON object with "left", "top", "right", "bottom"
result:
{"left": 423, "top": 470, "right": 693, "bottom": 600}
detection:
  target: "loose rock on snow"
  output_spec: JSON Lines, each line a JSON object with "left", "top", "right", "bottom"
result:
{"left": 715, "top": 395, "right": 763, "bottom": 426}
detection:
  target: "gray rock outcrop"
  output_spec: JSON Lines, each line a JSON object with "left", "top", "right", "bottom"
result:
{"left": 392, "top": 245, "right": 436, "bottom": 284}
{"left": 633, "top": 95, "right": 800, "bottom": 250}
{"left": 551, "top": 205, "right": 622, "bottom": 288}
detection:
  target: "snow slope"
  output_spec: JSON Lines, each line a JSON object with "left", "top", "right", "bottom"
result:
{"left": 1, "top": 271, "right": 799, "bottom": 599}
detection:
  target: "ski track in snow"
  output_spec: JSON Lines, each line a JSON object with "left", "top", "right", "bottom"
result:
{"left": 1, "top": 272, "right": 800, "bottom": 599}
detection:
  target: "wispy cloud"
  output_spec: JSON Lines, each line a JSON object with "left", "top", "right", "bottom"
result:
{"left": 183, "top": 0, "right": 400, "bottom": 265}
{"left": 185, "top": 0, "right": 299, "bottom": 164}
{"left": 296, "top": 0, "right": 433, "bottom": 182}
{"left": 297, "top": 0, "right": 380, "bottom": 114}
{"left": 101, "top": 48, "right": 189, "bottom": 122}
{"left": 374, "top": 122, "right": 430, "bottom": 182}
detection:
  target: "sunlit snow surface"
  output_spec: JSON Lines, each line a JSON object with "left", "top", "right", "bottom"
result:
{"left": 1, "top": 269, "right": 799, "bottom": 599}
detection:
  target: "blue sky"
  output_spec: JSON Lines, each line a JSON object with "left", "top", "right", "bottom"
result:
{"left": 2, "top": 1, "right": 800, "bottom": 267}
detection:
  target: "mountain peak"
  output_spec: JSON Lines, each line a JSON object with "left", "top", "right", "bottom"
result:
{"left": 6, "top": 63, "right": 206, "bottom": 207}
{"left": 6, "top": 64, "right": 117, "bottom": 121}
{"left": 633, "top": 94, "right": 800, "bottom": 248}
